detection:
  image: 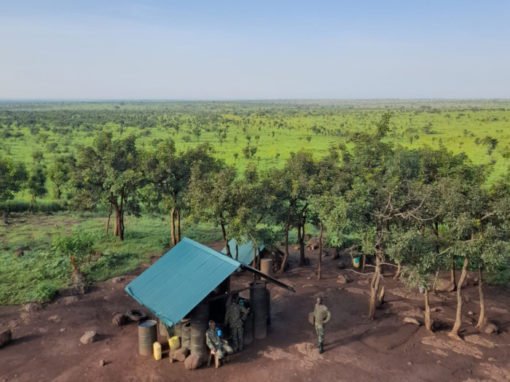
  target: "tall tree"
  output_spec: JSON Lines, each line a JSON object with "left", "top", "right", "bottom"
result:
{"left": 0, "top": 156, "right": 28, "bottom": 221}
{"left": 72, "top": 132, "right": 141, "bottom": 241}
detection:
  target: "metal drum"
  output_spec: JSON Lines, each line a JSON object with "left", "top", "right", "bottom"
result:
{"left": 250, "top": 281, "right": 268, "bottom": 339}
{"left": 260, "top": 258, "right": 273, "bottom": 278}
{"left": 138, "top": 320, "right": 157, "bottom": 356}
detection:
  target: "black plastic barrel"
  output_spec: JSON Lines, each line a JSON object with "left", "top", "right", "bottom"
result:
{"left": 138, "top": 320, "right": 157, "bottom": 356}
{"left": 250, "top": 281, "right": 268, "bottom": 339}
{"left": 243, "top": 311, "right": 254, "bottom": 345}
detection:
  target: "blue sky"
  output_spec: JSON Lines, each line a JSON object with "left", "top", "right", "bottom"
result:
{"left": 1, "top": 1, "right": 509, "bottom": 99}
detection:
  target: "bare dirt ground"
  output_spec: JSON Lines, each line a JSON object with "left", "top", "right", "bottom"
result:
{"left": 1, "top": 245, "right": 510, "bottom": 382}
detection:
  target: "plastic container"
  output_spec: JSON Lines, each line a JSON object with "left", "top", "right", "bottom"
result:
{"left": 153, "top": 341, "right": 162, "bottom": 360}
{"left": 168, "top": 335, "right": 180, "bottom": 351}
{"left": 353, "top": 257, "right": 360, "bottom": 268}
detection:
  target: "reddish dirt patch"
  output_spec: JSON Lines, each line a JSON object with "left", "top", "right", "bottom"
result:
{"left": 1, "top": 246, "right": 509, "bottom": 382}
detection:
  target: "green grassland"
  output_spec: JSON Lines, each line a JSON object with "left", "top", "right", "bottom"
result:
{"left": 1, "top": 100, "right": 510, "bottom": 304}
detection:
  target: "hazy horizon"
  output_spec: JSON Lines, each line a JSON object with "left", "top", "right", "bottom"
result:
{"left": 2, "top": 1, "right": 510, "bottom": 100}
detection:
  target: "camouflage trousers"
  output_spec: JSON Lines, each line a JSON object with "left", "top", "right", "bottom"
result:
{"left": 231, "top": 326, "right": 244, "bottom": 352}
{"left": 315, "top": 325, "right": 324, "bottom": 344}
{"left": 215, "top": 342, "right": 234, "bottom": 359}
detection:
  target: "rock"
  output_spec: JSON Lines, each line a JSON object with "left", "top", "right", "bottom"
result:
{"left": 38, "top": 327, "right": 48, "bottom": 334}
{"left": 80, "top": 330, "right": 98, "bottom": 344}
{"left": 488, "top": 357, "right": 496, "bottom": 362}
{"left": 61, "top": 296, "right": 79, "bottom": 305}
{"left": 60, "top": 328, "right": 66, "bottom": 333}
{"left": 431, "top": 307, "right": 442, "bottom": 313}
{"left": 403, "top": 317, "right": 421, "bottom": 326}
{"left": 484, "top": 322, "right": 498, "bottom": 335}
{"left": 407, "top": 361, "right": 412, "bottom": 366}
{"left": 22, "top": 302, "right": 42, "bottom": 313}
{"left": 48, "top": 315, "right": 60, "bottom": 323}
{"left": 170, "top": 347, "right": 190, "bottom": 362}
{"left": 358, "top": 279, "right": 369, "bottom": 286}
{"left": 336, "top": 274, "right": 351, "bottom": 284}
{"left": 99, "top": 359, "right": 106, "bottom": 367}
{"left": 184, "top": 353, "right": 203, "bottom": 370}
{"left": 14, "top": 246, "right": 30, "bottom": 257}
{"left": 436, "top": 280, "right": 455, "bottom": 292}
{"left": 0, "top": 329, "right": 12, "bottom": 348}
{"left": 468, "top": 311, "right": 474, "bottom": 316}
{"left": 111, "top": 276, "right": 125, "bottom": 284}
{"left": 112, "top": 313, "right": 128, "bottom": 327}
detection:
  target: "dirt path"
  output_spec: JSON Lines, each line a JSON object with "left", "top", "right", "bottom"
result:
{"left": 1, "top": 247, "right": 509, "bottom": 382}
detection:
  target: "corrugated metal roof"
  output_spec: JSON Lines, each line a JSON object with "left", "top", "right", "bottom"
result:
{"left": 221, "top": 238, "right": 265, "bottom": 265}
{"left": 125, "top": 238, "right": 240, "bottom": 327}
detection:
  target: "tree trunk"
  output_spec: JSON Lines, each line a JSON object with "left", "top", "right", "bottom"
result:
{"left": 393, "top": 262, "right": 402, "bottom": 280}
{"left": 298, "top": 219, "right": 307, "bottom": 266}
{"left": 105, "top": 203, "right": 112, "bottom": 236}
{"left": 361, "top": 254, "right": 366, "bottom": 273}
{"left": 221, "top": 221, "right": 230, "bottom": 257}
{"left": 368, "top": 255, "right": 382, "bottom": 320}
{"left": 279, "top": 212, "right": 291, "bottom": 273}
{"left": 113, "top": 202, "right": 120, "bottom": 237}
{"left": 449, "top": 256, "right": 469, "bottom": 339}
{"left": 177, "top": 208, "right": 181, "bottom": 242}
{"left": 424, "top": 288, "right": 433, "bottom": 332}
{"left": 476, "top": 266, "right": 486, "bottom": 329}
{"left": 118, "top": 194, "right": 125, "bottom": 241}
{"left": 317, "top": 223, "right": 323, "bottom": 280}
{"left": 170, "top": 207, "right": 176, "bottom": 246}
{"left": 449, "top": 253, "right": 457, "bottom": 291}
{"left": 333, "top": 247, "right": 340, "bottom": 260}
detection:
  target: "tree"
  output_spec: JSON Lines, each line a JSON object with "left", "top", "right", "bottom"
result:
{"left": 72, "top": 132, "right": 141, "bottom": 241}
{"left": 0, "top": 156, "right": 28, "bottom": 221}
{"left": 48, "top": 155, "right": 75, "bottom": 200}
{"left": 27, "top": 165, "right": 47, "bottom": 206}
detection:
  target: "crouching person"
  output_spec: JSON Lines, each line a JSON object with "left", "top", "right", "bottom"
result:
{"left": 206, "top": 320, "right": 233, "bottom": 368}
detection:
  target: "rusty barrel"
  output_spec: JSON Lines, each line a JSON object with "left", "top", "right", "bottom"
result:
{"left": 250, "top": 281, "right": 268, "bottom": 339}
{"left": 260, "top": 258, "right": 273, "bottom": 278}
{"left": 138, "top": 320, "right": 157, "bottom": 356}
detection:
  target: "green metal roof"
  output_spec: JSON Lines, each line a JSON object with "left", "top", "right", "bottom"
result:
{"left": 221, "top": 238, "right": 265, "bottom": 265}
{"left": 125, "top": 238, "right": 240, "bottom": 327}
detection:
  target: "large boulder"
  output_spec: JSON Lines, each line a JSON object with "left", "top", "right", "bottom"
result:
{"left": 0, "top": 329, "right": 12, "bottom": 348}
{"left": 170, "top": 347, "right": 190, "bottom": 362}
{"left": 184, "top": 353, "right": 203, "bottom": 370}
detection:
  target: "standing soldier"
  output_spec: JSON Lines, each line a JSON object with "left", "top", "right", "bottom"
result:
{"left": 225, "top": 296, "right": 249, "bottom": 352}
{"left": 313, "top": 297, "right": 331, "bottom": 354}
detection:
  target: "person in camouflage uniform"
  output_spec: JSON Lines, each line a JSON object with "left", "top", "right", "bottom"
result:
{"left": 225, "top": 296, "right": 249, "bottom": 352}
{"left": 313, "top": 297, "right": 331, "bottom": 354}
{"left": 205, "top": 320, "right": 233, "bottom": 368}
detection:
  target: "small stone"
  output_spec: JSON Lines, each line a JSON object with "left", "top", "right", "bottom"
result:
{"left": 431, "top": 307, "right": 441, "bottom": 313}
{"left": 484, "top": 322, "right": 498, "bottom": 335}
{"left": 111, "top": 276, "right": 125, "bottom": 284}
{"left": 38, "top": 327, "right": 48, "bottom": 334}
{"left": 336, "top": 274, "right": 351, "bottom": 284}
{"left": 61, "top": 296, "right": 79, "bottom": 305}
{"left": 358, "top": 279, "right": 369, "bottom": 286}
{"left": 22, "top": 302, "right": 42, "bottom": 313}
{"left": 488, "top": 357, "right": 496, "bottom": 362}
{"left": 403, "top": 317, "right": 421, "bottom": 326}
{"left": 407, "top": 361, "right": 412, "bottom": 366}
{"left": 48, "top": 315, "right": 61, "bottom": 323}
{"left": 468, "top": 311, "right": 474, "bottom": 316}
{"left": 80, "top": 330, "right": 98, "bottom": 344}
{"left": 99, "top": 359, "right": 106, "bottom": 367}
{"left": 60, "top": 328, "right": 66, "bottom": 333}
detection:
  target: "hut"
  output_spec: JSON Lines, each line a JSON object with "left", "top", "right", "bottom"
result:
{"left": 125, "top": 238, "right": 294, "bottom": 367}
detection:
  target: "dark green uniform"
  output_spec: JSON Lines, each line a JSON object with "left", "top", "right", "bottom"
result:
{"left": 206, "top": 328, "right": 233, "bottom": 359}
{"left": 225, "top": 302, "right": 249, "bottom": 351}
{"left": 314, "top": 303, "right": 331, "bottom": 350}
